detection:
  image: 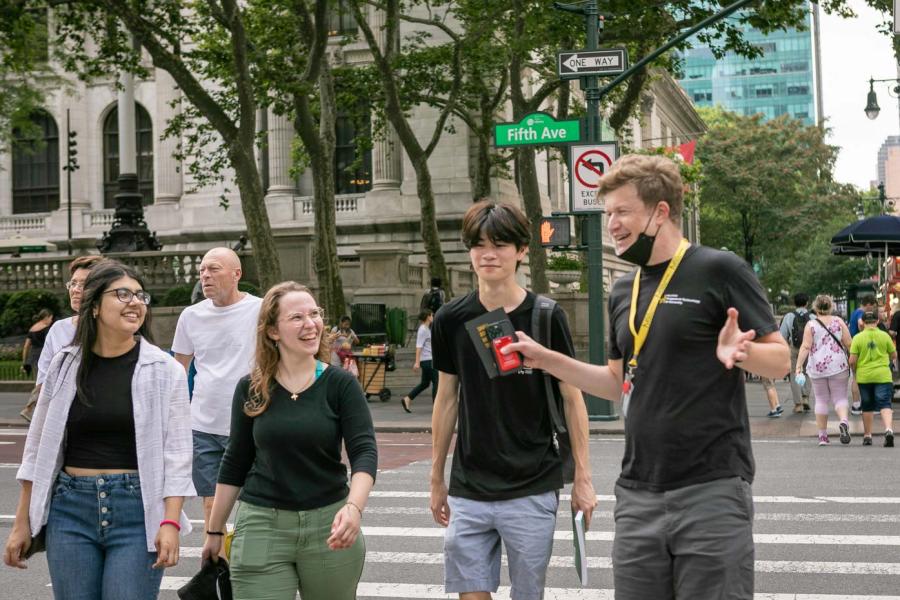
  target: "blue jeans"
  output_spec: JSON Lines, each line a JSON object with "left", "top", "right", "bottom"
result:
{"left": 46, "top": 471, "right": 163, "bottom": 600}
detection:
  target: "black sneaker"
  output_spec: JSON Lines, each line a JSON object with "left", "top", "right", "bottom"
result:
{"left": 885, "top": 430, "right": 894, "bottom": 448}
{"left": 863, "top": 436, "right": 873, "bottom": 446}
{"left": 851, "top": 403, "right": 863, "bottom": 416}
{"left": 839, "top": 422, "right": 851, "bottom": 445}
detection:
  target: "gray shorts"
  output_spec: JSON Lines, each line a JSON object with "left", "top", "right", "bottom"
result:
{"left": 444, "top": 491, "right": 558, "bottom": 600}
{"left": 192, "top": 430, "right": 229, "bottom": 497}
{"left": 613, "top": 476, "right": 755, "bottom": 600}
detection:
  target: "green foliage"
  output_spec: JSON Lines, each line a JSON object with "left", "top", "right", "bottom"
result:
{"left": 238, "top": 281, "right": 260, "bottom": 297}
{"left": 546, "top": 253, "right": 582, "bottom": 271}
{"left": 0, "top": 292, "right": 10, "bottom": 317}
{"left": 0, "top": 290, "right": 62, "bottom": 336}
{"left": 159, "top": 284, "right": 194, "bottom": 308}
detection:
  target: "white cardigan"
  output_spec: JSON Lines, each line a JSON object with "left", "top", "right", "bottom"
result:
{"left": 17, "top": 337, "right": 195, "bottom": 551}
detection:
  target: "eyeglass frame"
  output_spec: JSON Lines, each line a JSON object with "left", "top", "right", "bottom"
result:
{"left": 281, "top": 308, "right": 326, "bottom": 325}
{"left": 102, "top": 288, "right": 152, "bottom": 306}
{"left": 65, "top": 280, "right": 87, "bottom": 291}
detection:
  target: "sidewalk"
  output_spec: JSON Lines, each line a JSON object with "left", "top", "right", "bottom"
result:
{"left": 2, "top": 379, "right": 887, "bottom": 438}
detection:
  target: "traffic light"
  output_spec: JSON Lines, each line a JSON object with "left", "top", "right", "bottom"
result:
{"left": 64, "top": 130, "right": 79, "bottom": 172}
{"left": 539, "top": 216, "right": 571, "bottom": 248}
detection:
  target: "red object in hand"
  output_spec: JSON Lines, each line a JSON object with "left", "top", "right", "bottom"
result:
{"left": 622, "top": 380, "right": 632, "bottom": 393}
{"left": 491, "top": 335, "right": 522, "bottom": 373}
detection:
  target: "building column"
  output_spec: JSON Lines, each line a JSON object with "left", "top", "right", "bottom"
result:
{"left": 154, "top": 68, "right": 182, "bottom": 204}
{"left": 370, "top": 4, "right": 401, "bottom": 191}
{"left": 0, "top": 151, "right": 11, "bottom": 215}
{"left": 266, "top": 108, "right": 295, "bottom": 195}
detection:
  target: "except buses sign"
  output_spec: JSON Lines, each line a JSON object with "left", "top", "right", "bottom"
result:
{"left": 493, "top": 112, "right": 581, "bottom": 147}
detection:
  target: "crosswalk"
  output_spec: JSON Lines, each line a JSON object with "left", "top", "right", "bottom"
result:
{"left": 145, "top": 449, "right": 900, "bottom": 599}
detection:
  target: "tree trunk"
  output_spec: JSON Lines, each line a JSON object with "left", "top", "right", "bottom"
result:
{"left": 229, "top": 145, "right": 282, "bottom": 290}
{"left": 471, "top": 94, "right": 493, "bottom": 201}
{"left": 412, "top": 156, "right": 450, "bottom": 292}
{"left": 514, "top": 146, "right": 549, "bottom": 293}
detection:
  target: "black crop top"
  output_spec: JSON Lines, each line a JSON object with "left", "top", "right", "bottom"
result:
{"left": 65, "top": 343, "right": 140, "bottom": 470}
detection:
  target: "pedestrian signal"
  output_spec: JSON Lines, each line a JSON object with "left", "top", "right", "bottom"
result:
{"left": 539, "top": 216, "right": 571, "bottom": 248}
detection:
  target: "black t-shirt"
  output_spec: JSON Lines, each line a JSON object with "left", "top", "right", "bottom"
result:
{"left": 432, "top": 290, "right": 576, "bottom": 501}
{"left": 218, "top": 367, "right": 378, "bottom": 511}
{"left": 890, "top": 312, "right": 900, "bottom": 337}
{"left": 608, "top": 245, "right": 777, "bottom": 492}
{"left": 65, "top": 343, "right": 140, "bottom": 470}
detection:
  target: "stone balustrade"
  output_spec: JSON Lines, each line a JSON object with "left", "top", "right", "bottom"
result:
{"left": 0, "top": 214, "right": 51, "bottom": 236}
{"left": 297, "top": 194, "right": 364, "bottom": 217}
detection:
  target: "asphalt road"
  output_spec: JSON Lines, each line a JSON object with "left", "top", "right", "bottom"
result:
{"left": 1, "top": 432, "right": 898, "bottom": 599}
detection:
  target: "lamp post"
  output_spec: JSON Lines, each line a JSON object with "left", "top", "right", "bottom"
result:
{"left": 864, "top": 76, "right": 900, "bottom": 132}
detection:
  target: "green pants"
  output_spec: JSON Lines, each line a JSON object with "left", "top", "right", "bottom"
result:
{"left": 230, "top": 498, "right": 366, "bottom": 600}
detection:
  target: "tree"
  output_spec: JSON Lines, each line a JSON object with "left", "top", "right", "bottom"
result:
{"left": 696, "top": 107, "right": 850, "bottom": 295}
{"left": 47, "top": 0, "right": 283, "bottom": 289}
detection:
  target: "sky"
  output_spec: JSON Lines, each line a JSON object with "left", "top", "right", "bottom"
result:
{"left": 820, "top": 0, "right": 898, "bottom": 188}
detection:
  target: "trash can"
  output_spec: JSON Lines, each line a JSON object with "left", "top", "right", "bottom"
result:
{"left": 385, "top": 307, "right": 407, "bottom": 346}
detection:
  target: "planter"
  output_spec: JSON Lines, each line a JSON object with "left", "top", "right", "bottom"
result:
{"left": 546, "top": 269, "right": 581, "bottom": 291}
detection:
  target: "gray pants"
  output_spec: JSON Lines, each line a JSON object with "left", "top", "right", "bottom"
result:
{"left": 613, "top": 477, "right": 755, "bottom": 600}
{"left": 790, "top": 346, "right": 812, "bottom": 406}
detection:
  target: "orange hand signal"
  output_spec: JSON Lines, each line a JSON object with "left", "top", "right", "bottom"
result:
{"left": 541, "top": 220, "right": 555, "bottom": 244}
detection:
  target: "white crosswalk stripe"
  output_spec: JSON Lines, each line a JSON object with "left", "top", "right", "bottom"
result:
{"left": 144, "top": 456, "right": 900, "bottom": 599}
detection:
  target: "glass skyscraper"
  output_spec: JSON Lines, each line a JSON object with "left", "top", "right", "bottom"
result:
{"left": 677, "top": 5, "right": 822, "bottom": 126}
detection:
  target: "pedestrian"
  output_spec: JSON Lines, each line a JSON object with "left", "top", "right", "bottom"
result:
{"left": 504, "top": 154, "right": 789, "bottom": 600}
{"left": 779, "top": 293, "right": 813, "bottom": 413}
{"left": 849, "top": 311, "right": 896, "bottom": 447}
{"left": 430, "top": 200, "right": 596, "bottom": 600}
{"left": 401, "top": 309, "right": 437, "bottom": 412}
{"left": 420, "top": 276, "right": 446, "bottom": 314}
{"left": 171, "top": 248, "right": 262, "bottom": 540}
{"left": 762, "top": 377, "right": 783, "bottom": 418}
{"left": 848, "top": 295, "right": 876, "bottom": 415}
{"left": 331, "top": 315, "right": 360, "bottom": 347}
{"left": 200, "top": 282, "right": 377, "bottom": 600}
{"left": 2, "top": 261, "right": 195, "bottom": 598}
{"left": 794, "top": 295, "right": 852, "bottom": 445}
{"left": 19, "top": 255, "right": 106, "bottom": 422}
{"left": 20, "top": 309, "right": 53, "bottom": 378}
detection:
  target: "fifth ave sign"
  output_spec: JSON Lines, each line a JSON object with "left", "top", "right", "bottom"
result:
{"left": 557, "top": 48, "right": 628, "bottom": 79}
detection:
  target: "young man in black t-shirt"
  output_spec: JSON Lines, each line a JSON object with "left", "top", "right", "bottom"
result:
{"left": 430, "top": 201, "right": 596, "bottom": 600}
{"left": 506, "top": 155, "right": 790, "bottom": 600}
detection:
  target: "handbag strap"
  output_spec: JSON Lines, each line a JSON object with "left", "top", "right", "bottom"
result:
{"left": 812, "top": 318, "right": 846, "bottom": 354}
{"left": 532, "top": 295, "right": 566, "bottom": 434}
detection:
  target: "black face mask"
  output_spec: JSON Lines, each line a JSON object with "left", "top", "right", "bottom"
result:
{"left": 617, "top": 214, "right": 658, "bottom": 267}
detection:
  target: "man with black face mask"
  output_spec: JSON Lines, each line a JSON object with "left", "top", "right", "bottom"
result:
{"left": 504, "top": 154, "right": 790, "bottom": 600}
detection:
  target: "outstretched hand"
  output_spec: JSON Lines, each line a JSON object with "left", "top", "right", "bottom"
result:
{"left": 501, "top": 331, "right": 548, "bottom": 371}
{"left": 717, "top": 307, "right": 756, "bottom": 369}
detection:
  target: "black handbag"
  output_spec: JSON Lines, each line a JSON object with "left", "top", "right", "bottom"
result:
{"left": 23, "top": 527, "right": 46, "bottom": 559}
{"left": 177, "top": 558, "right": 233, "bottom": 600}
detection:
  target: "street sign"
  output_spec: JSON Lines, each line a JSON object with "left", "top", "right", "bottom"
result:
{"left": 539, "top": 216, "right": 571, "bottom": 248}
{"left": 558, "top": 48, "right": 628, "bottom": 79}
{"left": 569, "top": 143, "right": 618, "bottom": 213}
{"left": 493, "top": 112, "right": 581, "bottom": 147}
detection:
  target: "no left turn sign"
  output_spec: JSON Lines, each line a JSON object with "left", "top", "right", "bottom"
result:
{"left": 569, "top": 143, "right": 618, "bottom": 213}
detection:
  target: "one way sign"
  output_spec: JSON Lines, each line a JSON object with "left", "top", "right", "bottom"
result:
{"left": 557, "top": 48, "right": 628, "bottom": 79}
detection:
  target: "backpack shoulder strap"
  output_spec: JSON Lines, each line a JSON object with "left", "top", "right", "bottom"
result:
{"left": 533, "top": 295, "right": 567, "bottom": 434}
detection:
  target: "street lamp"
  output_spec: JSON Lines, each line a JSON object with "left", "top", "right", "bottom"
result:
{"left": 864, "top": 76, "right": 900, "bottom": 131}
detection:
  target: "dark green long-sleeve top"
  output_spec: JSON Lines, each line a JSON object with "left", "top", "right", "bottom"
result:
{"left": 218, "top": 366, "right": 378, "bottom": 511}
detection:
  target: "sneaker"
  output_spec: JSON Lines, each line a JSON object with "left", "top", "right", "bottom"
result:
{"left": 885, "top": 430, "right": 895, "bottom": 448}
{"left": 818, "top": 433, "right": 830, "bottom": 446}
{"left": 803, "top": 403, "right": 811, "bottom": 412}
{"left": 767, "top": 408, "right": 783, "bottom": 418}
{"left": 793, "top": 404, "right": 804, "bottom": 414}
{"left": 851, "top": 403, "right": 863, "bottom": 416}
{"left": 776, "top": 404, "right": 784, "bottom": 415}
{"left": 839, "top": 422, "right": 851, "bottom": 445}
{"left": 863, "top": 436, "right": 873, "bottom": 446}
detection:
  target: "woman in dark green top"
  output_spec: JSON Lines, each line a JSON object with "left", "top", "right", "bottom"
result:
{"left": 201, "top": 282, "right": 377, "bottom": 600}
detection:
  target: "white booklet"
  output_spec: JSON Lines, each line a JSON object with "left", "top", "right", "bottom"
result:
{"left": 572, "top": 509, "right": 588, "bottom": 586}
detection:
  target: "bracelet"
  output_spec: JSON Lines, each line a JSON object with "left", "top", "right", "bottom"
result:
{"left": 345, "top": 501, "right": 363, "bottom": 516}
{"left": 206, "top": 530, "right": 226, "bottom": 536}
{"left": 159, "top": 519, "right": 181, "bottom": 531}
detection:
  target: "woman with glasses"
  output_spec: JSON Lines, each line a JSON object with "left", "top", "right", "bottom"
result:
{"left": 201, "top": 281, "right": 377, "bottom": 600}
{"left": 19, "top": 254, "right": 106, "bottom": 422}
{"left": 3, "top": 261, "right": 195, "bottom": 599}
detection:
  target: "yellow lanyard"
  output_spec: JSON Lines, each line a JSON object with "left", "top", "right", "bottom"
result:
{"left": 627, "top": 238, "right": 691, "bottom": 369}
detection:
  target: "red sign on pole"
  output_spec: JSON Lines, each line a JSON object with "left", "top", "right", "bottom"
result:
{"left": 569, "top": 143, "right": 618, "bottom": 213}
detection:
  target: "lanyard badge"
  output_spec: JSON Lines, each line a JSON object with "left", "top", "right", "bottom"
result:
{"left": 622, "top": 239, "right": 690, "bottom": 418}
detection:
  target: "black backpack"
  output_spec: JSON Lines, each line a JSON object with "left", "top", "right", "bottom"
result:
{"left": 531, "top": 295, "right": 575, "bottom": 483}
{"left": 790, "top": 309, "right": 810, "bottom": 347}
{"left": 420, "top": 287, "right": 445, "bottom": 313}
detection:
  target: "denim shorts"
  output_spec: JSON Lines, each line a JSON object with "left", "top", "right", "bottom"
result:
{"left": 46, "top": 471, "right": 163, "bottom": 600}
{"left": 858, "top": 382, "right": 893, "bottom": 412}
{"left": 444, "top": 491, "right": 558, "bottom": 600}
{"left": 193, "top": 430, "right": 229, "bottom": 497}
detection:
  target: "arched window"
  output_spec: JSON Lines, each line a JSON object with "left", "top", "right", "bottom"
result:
{"left": 103, "top": 103, "right": 154, "bottom": 208}
{"left": 12, "top": 110, "right": 60, "bottom": 214}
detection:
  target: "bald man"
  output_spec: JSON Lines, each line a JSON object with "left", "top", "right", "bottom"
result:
{"left": 172, "top": 248, "right": 262, "bottom": 532}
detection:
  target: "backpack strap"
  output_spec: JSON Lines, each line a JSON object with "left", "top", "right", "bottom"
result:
{"left": 533, "top": 295, "right": 567, "bottom": 435}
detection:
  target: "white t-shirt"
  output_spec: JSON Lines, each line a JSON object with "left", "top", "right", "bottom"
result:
{"left": 416, "top": 323, "right": 432, "bottom": 362}
{"left": 171, "top": 294, "right": 262, "bottom": 436}
{"left": 36, "top": 317, "right": 77, "bottom": 385}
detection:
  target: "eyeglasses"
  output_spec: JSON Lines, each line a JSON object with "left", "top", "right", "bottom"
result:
{"left": 282, "top": 308, "right": 325, "bottom": 324}
{"left": 104, "top": 288, "right": 152, "bottom": 306}
{"left": 65, "top": 280, "right": 86, "bottom": 291}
